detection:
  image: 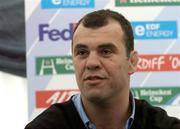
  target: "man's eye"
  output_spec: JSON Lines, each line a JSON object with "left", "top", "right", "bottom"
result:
{"left": 101, "top": 49, "right": 112, "bottom": 55}
{"left": 76, "top": 50, "right": 88, "bottom": 56}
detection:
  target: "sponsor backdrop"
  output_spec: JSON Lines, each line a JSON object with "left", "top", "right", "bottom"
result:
{"left": 25, "top": 0, "right": 180, "bottom": 120}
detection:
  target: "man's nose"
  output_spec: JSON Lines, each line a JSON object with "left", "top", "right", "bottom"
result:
{"left": 85, "top": 52, "right": 101, "bottom": 71}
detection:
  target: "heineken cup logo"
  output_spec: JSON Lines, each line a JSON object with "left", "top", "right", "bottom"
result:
{"left": 36, "top": 56, "right": 74, "bottom": 75}
{"left": 120, "top": 0, "right": 128, "bottom": 3}
{"left": 115, "top": 0, "right": 180, "bottom": 6}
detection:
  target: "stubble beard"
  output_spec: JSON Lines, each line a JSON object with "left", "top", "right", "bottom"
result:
{"left": 81, "top": 88, "right": 118, "bottom": 108}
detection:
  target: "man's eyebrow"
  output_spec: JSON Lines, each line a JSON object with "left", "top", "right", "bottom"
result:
{"left": 73, "top": 44, "right": 88, "bottom": 50}
{"left": 98, "top": 43, "right": 117, "bottom": 49}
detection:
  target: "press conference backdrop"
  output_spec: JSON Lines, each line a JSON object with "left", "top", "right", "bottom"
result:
{"left": 25, "top": 0, "right": 180, "bottom": 120}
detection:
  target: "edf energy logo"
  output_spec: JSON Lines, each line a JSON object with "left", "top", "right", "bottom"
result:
{"left": 41, "top": 0, "right": 95, "bottom": 9}
{"left": 131, "top": 21, "right": 177, "bottom": 40}
{"left": 39, "top": 23, "right": 75, "bottom": 41}
{"left": 115, "top": 0, "right": 180, "bottom": 6}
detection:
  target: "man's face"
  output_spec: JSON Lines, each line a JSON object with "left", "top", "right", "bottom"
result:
{"left": 72, "top": 21, "right": 136, "bottom": 103}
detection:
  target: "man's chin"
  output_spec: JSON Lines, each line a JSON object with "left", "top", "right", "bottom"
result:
{"left": 83, "top": 92, "right": 108, "bottom": 105}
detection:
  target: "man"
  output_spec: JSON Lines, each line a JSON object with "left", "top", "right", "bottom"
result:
{"left": 25, "top": 9, "right": 180, "bottom": 129}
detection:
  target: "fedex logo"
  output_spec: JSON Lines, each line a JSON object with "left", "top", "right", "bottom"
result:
{"left": 39, "top": 23, "right": 75, "bottom": 41}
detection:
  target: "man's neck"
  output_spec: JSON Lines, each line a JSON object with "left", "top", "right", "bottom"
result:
{"left": 81, "top": 92, "right": 131, "bottom": 129}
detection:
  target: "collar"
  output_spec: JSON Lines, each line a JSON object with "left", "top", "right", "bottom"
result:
{"left": 72, "top": 92, "right": 135, "bottom": 129}
{"left": 72, "top": 94, "right": 90, "bottom": 128}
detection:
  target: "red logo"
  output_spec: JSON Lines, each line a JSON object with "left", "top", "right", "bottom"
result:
{"left": 36, "top": 89, "right": 79, "bottom": 108}
{"left": 137, "top": 54, "right": 180, "bottom": 71}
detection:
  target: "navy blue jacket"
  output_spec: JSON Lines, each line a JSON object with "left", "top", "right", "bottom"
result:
{"left": 25, "top": 99, "right": 180, "bottom": 129}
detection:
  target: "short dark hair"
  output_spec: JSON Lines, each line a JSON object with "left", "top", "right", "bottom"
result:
{"left": 73, "top": 9, "right": 134, "bottom": 56}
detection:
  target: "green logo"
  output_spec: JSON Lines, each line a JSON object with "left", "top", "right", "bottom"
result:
{"left": 36, "top": 56, "right": 74, "bottom": 75}
{"left": 115, "top": 0, "right": 180, "bottom": 6}
{"left": 131, "top": 87, "right": 180, "bottom": 105}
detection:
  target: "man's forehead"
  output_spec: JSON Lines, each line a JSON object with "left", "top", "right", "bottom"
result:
{"left": 74, "top": 20, "right": 122, "bottom": 34}
{"left": 72, "top": 20, "right": 124, "bottom": 50}
{"left": 73, "top": 42, "right": 118, "bottom": 50}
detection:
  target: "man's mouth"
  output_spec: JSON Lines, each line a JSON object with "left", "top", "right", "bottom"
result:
{"left": 84, "top": 75, "right": 106, "bottom": 81}
{"left": 83, "top": 75, "right": 107, "bottom": 86}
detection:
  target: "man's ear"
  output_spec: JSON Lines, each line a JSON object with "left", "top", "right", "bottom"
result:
{"left": 128, "top": 51, "right": 139, "bottom": 75}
